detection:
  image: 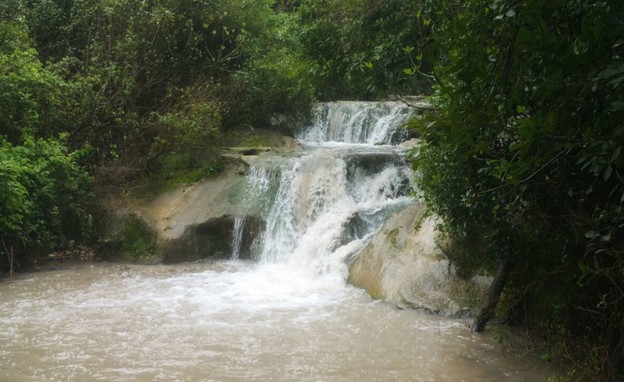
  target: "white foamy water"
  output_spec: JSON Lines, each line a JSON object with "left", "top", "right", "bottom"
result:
{"left": 297, "top": 101, "right": 413, "bottom": 145}
{"left": 0, "top": 102, "right": 559, "bottom": 381}
{"left": 231, "top": 217, "right": 246, "bottom": 260}
{"left": 255, "top": 145, "right": 412, "bottom": 274}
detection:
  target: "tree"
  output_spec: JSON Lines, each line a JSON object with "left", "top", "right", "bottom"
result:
{"left": 296, "top": 0, "right": 433, "bottom": 99}
{"left": 17, "top": 0, "right": 316, "bottom": 166}
{"left": 413, "top": 0, "right": 623, "bottom": 378}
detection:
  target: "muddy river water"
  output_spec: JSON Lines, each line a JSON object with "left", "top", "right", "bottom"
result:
{"left": 0, "top": 262, "right": 558, "bottom": 381}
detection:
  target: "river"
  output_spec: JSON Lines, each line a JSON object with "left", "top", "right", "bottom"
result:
{"left": 0, "top": 101, "right": 558, "bottom": 381}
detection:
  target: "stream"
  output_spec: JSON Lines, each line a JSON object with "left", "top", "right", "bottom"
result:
{"left": 0, "top": 101, "right": 558, "bottom": 381}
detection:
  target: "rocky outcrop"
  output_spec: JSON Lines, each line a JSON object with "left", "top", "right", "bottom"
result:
{"left": 102, "top": 167, "right": 267, "bottom": 264}
{"left": 124, "top": 162, "right": 262, "bottom": 263}
{"left": 134, "top": 171, "right": 248, "bottom": 241}
{"left": 108, "top": 130, "right": 303, "bottom": 263}
{"left": 348, "top": 204, "right": 489, "bottom": 316}
{"left": 159, "top": 215, "right": 264, "bottom": 263}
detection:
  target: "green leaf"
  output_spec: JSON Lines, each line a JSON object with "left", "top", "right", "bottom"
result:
{"left": 607, "top": 75, "right": 624, "bottom": 87}
{"left": 585, "top": 230, "right": 600, "bottom": 239}
{"left": 604, "top": 166, "right": 613, "bottom": 181}
{"left": 597, "top": 63, "right": 624, "bottom": 80}
{"left": 611, "top": 147, "right": 621, "bottom": 163}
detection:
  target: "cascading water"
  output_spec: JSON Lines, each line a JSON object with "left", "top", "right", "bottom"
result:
{"left": 254, "top": 146, "right": 413, "bottom": 270}
{"left": 0, "top": 102, "right": 559, "bottom": 381}
{"left": 298, "top": 101, "right": 414, "bottom": 145}
{"left": 238, "top": 102, "right": 415, "bottom": 284}
{"left": 231, "top": 217, "right": 245, "bottom": 260}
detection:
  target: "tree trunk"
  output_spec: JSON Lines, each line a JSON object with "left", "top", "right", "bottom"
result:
{"left": 472, "top": 258, "right": 512, "bottom": 332}
{"left": 1, "top": 236, "right": 14, "bottom": 278}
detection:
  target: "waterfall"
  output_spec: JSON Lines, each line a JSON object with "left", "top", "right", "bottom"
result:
{"left": 231, "top": 217, "right": 245, "bottom": 260}
{"left": 240, "top": 101, "right": 416, "bottom": 279}
{"left": 297, "top": 101, "right": 414, "bottom": 145}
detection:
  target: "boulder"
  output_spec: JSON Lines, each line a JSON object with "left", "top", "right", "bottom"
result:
{"left": 348, "top": 204, "right": 489, "bottom": 316}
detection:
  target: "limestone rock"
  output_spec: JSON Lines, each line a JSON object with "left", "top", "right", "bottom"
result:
{"left": 348, "top": 204, "right": 489, "bottom": 316}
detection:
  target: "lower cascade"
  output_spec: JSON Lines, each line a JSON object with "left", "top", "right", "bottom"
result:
{"left": 0, "top": 101, "right": 559, "bottom": 381}
{"left": 249, "top": 146, "right": 413, "bottom": 269}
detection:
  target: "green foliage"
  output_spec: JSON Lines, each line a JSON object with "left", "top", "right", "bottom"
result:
{"left": 11, "top": 0, "right": 314, "bottom": 166}
{"left": 152, "top": 89, "right": 223, "bottom": 161}
{"left": 0, "top": 22, "right": 68, "bottom": 143}
{"left": 296, "top": 0, "right": 433, "bottom": 99}
{"left": 138, "top": 153, "right": 224, "bottom": 198}
{"left": 0, "top": 20, "right": 95, "bottom": 272}
{"left": 0, "top": 137, "right": 92, "bottom": 271}
{"left": 112, "top": 214, "right": 155, "bottom": 260}
{"left": 224, "top": 9, "right": 317, "bottom": 133}
{"left": 231, "top": 47, "right": 316, "bottom": 133}
{"left": 412, "top": 0, "right": 624, "bottom": 378}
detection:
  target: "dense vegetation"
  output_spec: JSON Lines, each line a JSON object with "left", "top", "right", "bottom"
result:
{"left": 295, "top": 0, "right": 433, "bottom": 99}
{"left": 1, "top": 0, "right": 622, "bottom": 379}
{"left": 412, "top": 1, "right": 623, "bottom": 380}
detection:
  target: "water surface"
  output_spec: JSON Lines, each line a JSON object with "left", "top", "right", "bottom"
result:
{"left": 0, "top": 262, "right": 557, "bottom": 381}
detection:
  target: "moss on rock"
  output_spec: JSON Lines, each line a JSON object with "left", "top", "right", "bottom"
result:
{"left": 100, "top": 213, "right": 157, "bottom": 262}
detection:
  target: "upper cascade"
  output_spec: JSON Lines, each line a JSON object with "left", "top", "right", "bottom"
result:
{"left": 298, "top": 101, "right": 415, "bottom": 145}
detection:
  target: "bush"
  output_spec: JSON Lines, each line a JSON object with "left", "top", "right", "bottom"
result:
{"left": 0, "top": 137, "right": 92, "bottom": 272}
{"left": 231, "top": 47, "right": 316, "bottom": 134}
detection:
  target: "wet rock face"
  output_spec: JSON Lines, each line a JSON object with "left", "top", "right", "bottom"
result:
{"left": 108, "top": 156, "right": 265, "bottom": 264}
{"left": 161, "top": 216, "right": 235, "bottom": 263}
{"left": 159, "top": 215, "right": 265, "bottom": 264}
{"left": 347, "top": 205, "right": 489, "bottom": 317}
{"left": 237, "top": 217, "right": 265, "bottom": 260}
{"left": 105, "top": 129, "right": 302, "bottom": 264}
